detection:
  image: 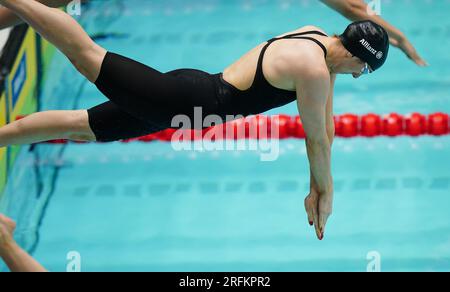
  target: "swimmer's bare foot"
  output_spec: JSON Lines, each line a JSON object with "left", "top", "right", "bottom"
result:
{"left": 0, "top": 214, "right": 17, "bottom": 256}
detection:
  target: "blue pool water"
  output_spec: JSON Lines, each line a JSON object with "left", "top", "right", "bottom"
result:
{"left": 4, "top": 0, "right": 450, "bottom": 271}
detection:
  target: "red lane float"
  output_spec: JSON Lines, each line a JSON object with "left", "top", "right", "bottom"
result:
{"left": 405, "top": 113, "right": 427, "bottom": 136}
{"left": 336, "top": 114, "right": 359, "bottom": 138}
{"left": 28, "top": 112, "right": 449, "bottom": 144}
{"left": 428, "top": 112, "right": 449, "bottom": 136}
{"left": 382, "top": 113, "right": 404, "bottom": 136}
{"left": 361, "top": 113, "right": 382, "bottom": 137}
{"left": 288, "top": 115, "right": 306, "bottom": 139}
{"left": 274, "top": 114, "right": 292, "bottom": 139}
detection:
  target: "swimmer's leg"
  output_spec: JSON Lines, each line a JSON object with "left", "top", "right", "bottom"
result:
{"left": 0, "top": 0, "right": 105, "bottom": 82}
{"left": 0, "top": 110, "right": 96, "bottom": 147}
{"left": 0, "top": 0, "right": 74, "bottom": 30}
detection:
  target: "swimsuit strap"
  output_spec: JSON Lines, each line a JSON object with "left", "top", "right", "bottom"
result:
{"left": 267, "top": 30, "right": 328, "bottom": 57}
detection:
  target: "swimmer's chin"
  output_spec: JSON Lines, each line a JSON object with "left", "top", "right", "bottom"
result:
{"left": 352, "top": 73, "right": 362, "bottom": 79}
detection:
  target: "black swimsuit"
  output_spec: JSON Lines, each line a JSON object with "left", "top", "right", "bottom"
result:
{"left": 88, "top": 30, "right": 328, "bottom": 142}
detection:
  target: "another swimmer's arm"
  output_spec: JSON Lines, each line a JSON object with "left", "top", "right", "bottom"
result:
{"left": 0, "top": 242, "right": 48, "bottom": 272}
{"left": 320, "top": 0, "right": 428, "bottom": 66}
{"left": 0, "top": 0, "right": 76, "bottom": 30}
{"left": 296, "top": 69, "right": 334, "bottom": 238}
{"left": 0, "top": 214, "right": 47, "bottom": 272}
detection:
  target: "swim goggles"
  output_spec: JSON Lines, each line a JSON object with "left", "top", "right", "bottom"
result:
{"left": 360, "top": 63, "right": 374, "bottom": 75}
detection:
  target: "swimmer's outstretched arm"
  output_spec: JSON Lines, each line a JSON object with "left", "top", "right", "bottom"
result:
{"left": 0, "top": 214, "right": 48, "bottom": 272}
{"left": 0, "top": 0, "right": 106, "bottom": 83}
{"left": 320, "top": 0, "right": 428, "bottom": 66}
{"left": 0, "top": 0, "right": 74, "bottom": 30}
{"left": 305, "top": 73, "right": 335, "bottom": 230}
{"left": 295, "top": 66, "right": 334, "bottom": 241}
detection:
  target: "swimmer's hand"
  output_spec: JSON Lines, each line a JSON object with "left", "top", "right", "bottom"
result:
{"left": 304, "top": 187, "right": 333, "bottom": 240}
{"left": 0, "top": 214, "right": 16, "bottom": 256}
{"left": 391, "top": 37, "right": 428, "bottom": 67}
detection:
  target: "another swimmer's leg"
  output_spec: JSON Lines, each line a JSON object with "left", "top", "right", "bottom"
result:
{"left": 0, "top": 110, "right": 96, "bottom": 148}
{"left": 0, "top": 0, "right": 105, "bottom": 82}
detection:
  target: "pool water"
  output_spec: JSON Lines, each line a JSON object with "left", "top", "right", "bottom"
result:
{"left": 11, "top": 0, "right": 450, "bottom": 271}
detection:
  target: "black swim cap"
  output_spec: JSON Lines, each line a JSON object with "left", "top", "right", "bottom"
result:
{"left": 339, "top": 20, "right": 389, "bottom": 71}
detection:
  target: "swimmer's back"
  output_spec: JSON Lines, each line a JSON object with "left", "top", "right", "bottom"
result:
{"left": 223, "top": 25, "right": 330, "bottom": 92}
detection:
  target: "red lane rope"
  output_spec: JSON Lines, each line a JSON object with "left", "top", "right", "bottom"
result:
{"left": 16, "top": 112, "right": 449, "bottom": 144}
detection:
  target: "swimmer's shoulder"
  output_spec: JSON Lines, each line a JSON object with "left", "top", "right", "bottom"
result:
{"left": 281, "top": 49, "right": 329, "bottom": 87}
{"left": 293, "top": 25, "right": 329, "bottom": 61}
{"left": 274, "top": 25, "right": 330, "bottom": 83}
